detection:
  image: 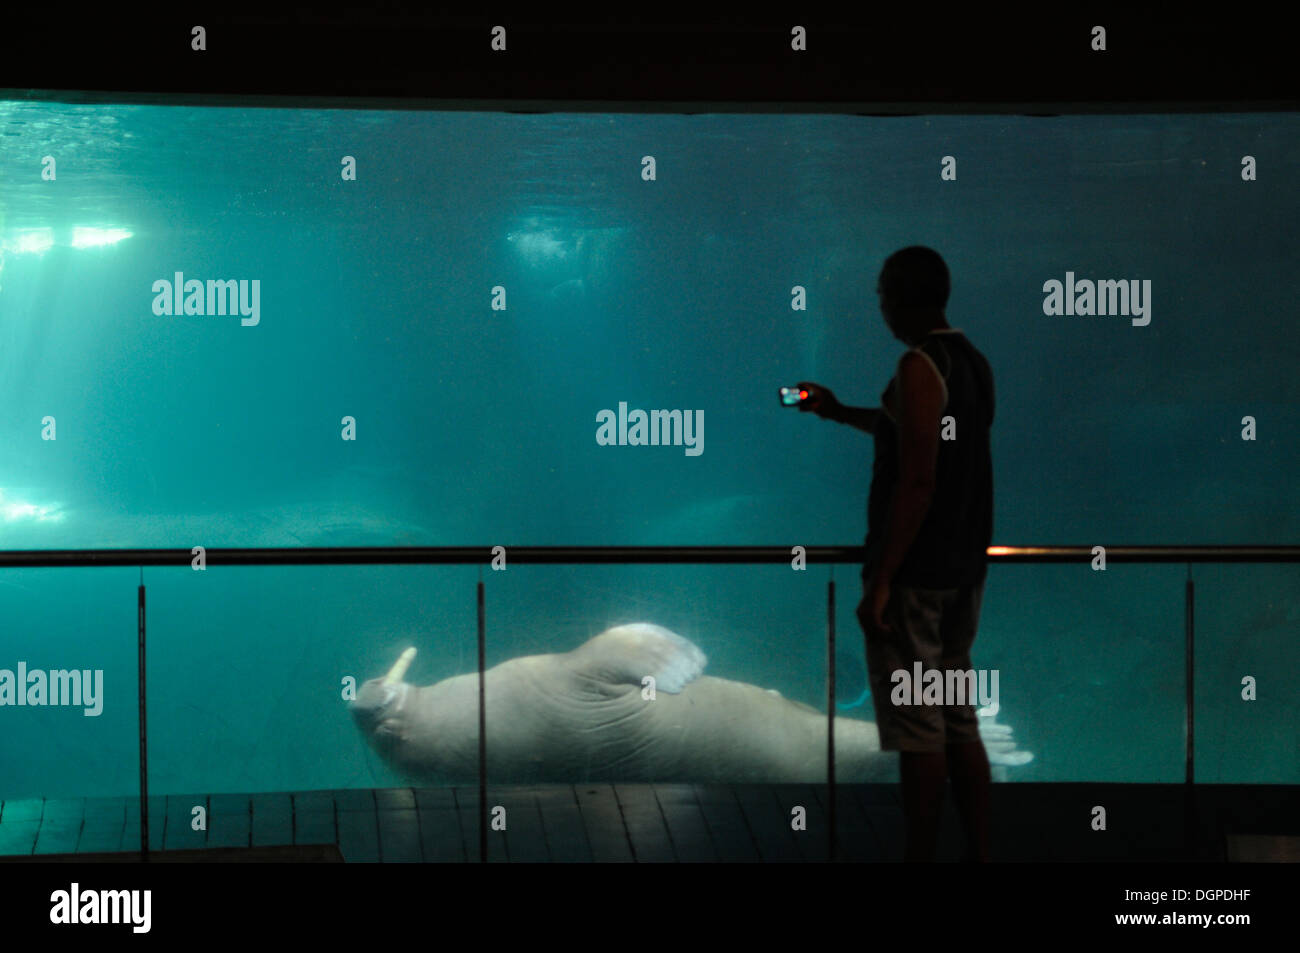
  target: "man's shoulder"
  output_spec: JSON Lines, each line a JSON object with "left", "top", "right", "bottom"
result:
{"left": 941, "top": 333, "right": 993, "bottom": 373}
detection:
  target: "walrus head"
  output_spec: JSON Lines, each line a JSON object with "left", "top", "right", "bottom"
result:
{"left": 350, "top": 647, "right": 417, "bottom": 751}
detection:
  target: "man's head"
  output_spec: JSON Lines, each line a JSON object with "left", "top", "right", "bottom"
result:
{"left": 877, "top": 246, "right": 949, "bottom": 346}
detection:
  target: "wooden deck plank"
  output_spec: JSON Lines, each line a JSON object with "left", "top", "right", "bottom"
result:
{"left": 123, "top": 795, "right": 168, "bottom": 821}
{"left": 613, "top": 784, "right": 676, "bottom": 863}
{"left": 292, "top": 791, "right": 336, "bottom": 815}
{"left": 251, "top": 794, "right": 294, "bottom": 847}
{"left": 330, "top": 789, "right": 376, "bottom": 812}
{"left": 771, "top": 784, "right": 830, "bottom": 862}
{"left": 414, "top": 786, "right": 465, "bottom": 861}
{"left": 692, "top": 785, "right": 760, "bottom": 862}
{"left": 861, "top": 803, "right": 904, "bottom": 860}
{"left": 853, "top": 782, "right": 902, "bottom": 808}
{"left": 802, "top": 783, "right": 858, "bottom": 859}
{"left": 849, "top": 784, "right": 904, "bottom": 861}
{"left": 41, "top": 798, "right": 85, "bottom": 822}
{"left": 1228, "top": 835, "right": 1300, "bottom": 862}
{"left": 732, "top": 785, "right": 802, "bottom": 862}
{"left": 417, "top": 805, "right": 466, "bottom": 862}
{"left": 292, "top": 792, "right": 336, "bottom": 848}
{"left": 33, "top": 822, "right": 81, "bottom": 855}
{"left": 936, "top": 796, "right": 965, "bottom": 861}
{"left": 82, "top": 797, "right": 128, "bottom": 823}
{"left": 76, "top": 798, "right": 126, "bottom": 853}
{"left": 121, "top": 796, "right": 166, "bottom": 851}
{"left": 118, "top": 824, "right": 150, "bottom": 852}
{"left": 293, "top": 815, "right": 337, "bottom": 847}
{"left": 828, "top": 784, "right": 886, "bottom": 861}
{"left": 0, "top": 783, "right": 1277, "bottom": 863}
{"left": 413, "top": 787, "right": 457, "bottom": 810}
{"left": 31, "top": 798, "right": 85, "bottom": 856}
{"left": 333, "top": 789, "right": 380, "bottom": 861}
{"left": 76, "top": 822, "right": 126, "bottom": 854}
{"left": 337, "top": 806, "right": 380, "bottom": 862}
{"left": 0, "top": 823, "right": 39, "bottom": 856}
{"left": 376, "top": 810, "right": 423, "bottom": 862}
{"left": 294, "top": 814, "right": 337, "bottom": 846}
{"left": 531, "top": 785, "right": 593, "bottom": 863}
{"left": 6, "top": 781, "right": 1141, "bottom": 864}
{"left": 163, "top": 795, "right": 208, "bottom": 851}
{"left": 652, "top": 784, "right": 717, "bottom": 862}
{"left": 487, "top": 787, "right": 550, "bottom": 863}
{"left": 454, "top": 787, "right": 501, "bottom": 862}
{"left": 0, "top": 799, "right": 43, "bottom": 823}
{"left": 573, "top": 785, "right": 634, "bottom": 863}
{"left": 374, "top": 788, "right": 416, "bottom": 811}
{"left": 0, "top": 845, "right": 343, "bottom": 863}
{"left": 206, "top": 794, "right": 251, "bottom": 849}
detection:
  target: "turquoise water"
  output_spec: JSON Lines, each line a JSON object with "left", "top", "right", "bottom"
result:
{"left": 0, "top": 103, "right": 1296, "bottom": 798}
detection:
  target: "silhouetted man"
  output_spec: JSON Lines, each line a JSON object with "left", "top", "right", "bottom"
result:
{"left": 800, "top": 246, "right": 995, "bottom": 862}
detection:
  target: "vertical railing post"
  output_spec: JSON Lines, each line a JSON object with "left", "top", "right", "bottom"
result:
{"left": 477, "top": 578, "right": 487, "bottom": 864}
{"left": 826, "top": 575, "right": 836, "bottom": 863}
{"left": 1184, "top": 567, "right": 1196, "bottom": 858}
{"left": 137, "top": 572, "right": 149, "bottom": 860}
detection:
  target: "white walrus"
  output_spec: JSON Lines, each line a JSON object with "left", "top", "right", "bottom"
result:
{"left": 350, "top": 622, "right": 1032, "bottom": 783}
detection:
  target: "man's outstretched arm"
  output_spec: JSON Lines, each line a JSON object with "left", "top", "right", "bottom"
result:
{"left": 826, "top": 403, "right": 882, "bottom": 435}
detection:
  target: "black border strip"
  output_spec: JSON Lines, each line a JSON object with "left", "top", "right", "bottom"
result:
{"left": 0, "top": 12, "right": 1294, "bottom": 108}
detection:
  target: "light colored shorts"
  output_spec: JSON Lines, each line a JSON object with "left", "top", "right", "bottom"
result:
{"left": 858, "top": 578, "right": 985, "bottom": 752}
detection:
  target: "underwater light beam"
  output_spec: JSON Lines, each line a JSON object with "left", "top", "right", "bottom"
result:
{"left": 70, "top": 226, "right": 132, "bottom": 249}
{"left": 4, "top": 229, "right": 55, "bottom": 255}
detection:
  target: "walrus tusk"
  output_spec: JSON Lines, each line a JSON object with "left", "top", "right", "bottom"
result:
{"left": 383, "top": 647, "right": 417, "bottom": 685}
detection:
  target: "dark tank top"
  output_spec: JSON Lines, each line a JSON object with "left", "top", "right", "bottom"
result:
{"left": 864, "top": 329, "right": 994, "bottom": 588}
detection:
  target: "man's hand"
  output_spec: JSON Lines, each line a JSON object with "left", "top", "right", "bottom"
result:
{"left": 858, "top": 573, "right": 894, "bottom": 635}
{"left": 796, "top": 381, "right": 843, "bottom": 419}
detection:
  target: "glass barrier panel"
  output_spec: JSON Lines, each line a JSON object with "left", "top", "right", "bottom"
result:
{"left": 1, "top": 104, "right": 1297, "bottom": 555}
{"left": 481, "top": 562, "right": 826, "bottom": 862}
{"left": 144, "top": 564, "right": 477, "bottom": 860}
{"left": 984, "top": 561, "right": 1186, "bottom": 783}
{"left": 0, "top": 568, "right": 139, "bottom": 855}
{"left": 1193, "top": 563, "right": 1299, "bottom": 784}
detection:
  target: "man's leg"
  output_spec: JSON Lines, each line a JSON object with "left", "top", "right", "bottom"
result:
{"left": 946, "top": 738, "right": 990, "bottom": 862}
{"left": 861, "top": 580, "right": 952, "bottom": 862}
{"left": 942, "top": 579, "right": 991, "bottom": 862}
{"left": 899, "top": 750, "right": 947, "bottom": 862}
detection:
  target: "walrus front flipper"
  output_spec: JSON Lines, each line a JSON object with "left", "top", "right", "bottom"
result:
{"left": 569, "top": 623, "right": 707, "bottom": 694}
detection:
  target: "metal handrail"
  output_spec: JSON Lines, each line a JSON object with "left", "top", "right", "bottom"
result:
{"left": 0, "top": 544, "right": 1297, "bottom": 567}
